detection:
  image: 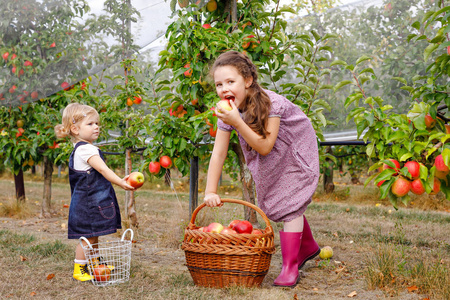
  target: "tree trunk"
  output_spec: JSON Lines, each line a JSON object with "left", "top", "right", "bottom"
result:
{"left": 125, "top": 148, "right": 138, "bottom": 228}
{"left": 231, "top": 143, "right": 258, "bottom": 227}
{"left": 324, "top": 146, "right": 335, "bottom": 193}
{"left": 40, "top": 156, "right": 53, "bottom": 218}
{"left": 14, "top": 169, "right": 25, "bottom": 202}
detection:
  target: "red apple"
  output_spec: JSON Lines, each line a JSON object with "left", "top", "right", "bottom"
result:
{"left": 376, "top": 180, "right": 386, "bottom": 187}
{"left": 228, "top": 219, "right": 241, "bottom": 229}
{"left": 379, "top": 159, "right": 401, "bottom": 174}
{"left": 410, "top": 178, "right": 425, "bottom": 195}
{"left": 209, "top": 126, "right": 217, "bottom": 137}
{"left": 2, "top": 52, "right": 8, "bottom": 60}
{"left": 424, "top": 114, "right": 436, "bottom": 129}
{"left": 93, "top": 264, "right": 111, "bottom": 282}
{"left": 391, "top": 177, "right": 411, "bottom": 197}
{"left": 11, "top": 54, "right": 16, "bottom": 60}
{"left": 220, "top": 227, "right": 237, "bottom": 234}
{"left": 434, "top": 154, "right": 449, "bottom": 172}
{"left": 206, "top": 222, "right": 224, "bottom": 233}
{"left": 447, "top": 46, "right": 450, "bottom": 56}
{"left": 126, "top": 98, "right": 133, "bottom": 106}
{"left": 127, "top": 171, "right": 145, "bottom": 189}
{"left": 61, "top": 81, "right": 70, "bottom": 91}
{"left": 9, "top": 85, "right": 17, "bottom": 93}
{"left": 11, "top": 66, "right": 16, "bottom": 74}
{"left": 148, "top": 161, "right": 161, "bottom": 174}
{"left": 435, "top": 169, "right": 449, "bottom": 179}
{"left": 217, "top": 99, "right": 232, "bottom": 111}
{"left": 24, "top": 60, "right": 32, "bottom": 67}
{"left": 404, "top": 161, "right": 420, "bottom": 179}
{"left": 50, "top": 42, "right": 56, "bottom": 48}
{"left": 16, "top": 128, "right": 24, "bottom": 138}
{"left": 48, "top": 141, "right": 59, "bottom": 149}
{"left": 31, "top": 91, "right": 38, "bottom": 99}
{"left": 251, "top": 229, "right": 263, "bottom": 235}
{"left": 429, "top": 177, "right": 441, "bottom": 195}
{"left": 159, "top": 156, "right": 172, "bottom": 168}
{"left": 234, "top": 220, "right": 253, "bottom": 234}
{"left": 242, "top": 35, "right": 255, "bottom": 49}
{"left": 183, "top": 63, "right": 192, "bottom": 77}
{"left": 133, "top": 95, "right": 142, "bottom": 104}
{"left": 202, "top": 24, "right": 212, "bottom": 29}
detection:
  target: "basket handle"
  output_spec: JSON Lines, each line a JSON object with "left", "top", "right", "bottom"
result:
{"left": 79, "top": 236, "right": 94, "bottom": 249}
{"left": 121, "top": 228, "right": 134, "bottom": 242}
{"left": 189, "top": 198, "right": 273, "bottom": 230}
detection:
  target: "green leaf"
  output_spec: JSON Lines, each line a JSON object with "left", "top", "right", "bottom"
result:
{"left": 392, "top": 77, "right": 407, "bottom": 85}
{"left": 330, "top": 60, "right": 347, "bottom": 67}
{"left": 424, "top": 43, "right": 439, "bottom": 61}
{"left": 334, "top": 80, "right": 353, "bottom": 92}
{"left": 355, "top": 55, "right": 371, "bottom": 66}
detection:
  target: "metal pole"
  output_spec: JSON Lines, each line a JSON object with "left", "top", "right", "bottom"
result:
{"left": 189, "top": 156, "right": 199, "bottom": 217}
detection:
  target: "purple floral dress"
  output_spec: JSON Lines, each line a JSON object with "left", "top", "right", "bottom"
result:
{"left": 218, "top": 89, "right": 320, "bottom": 222}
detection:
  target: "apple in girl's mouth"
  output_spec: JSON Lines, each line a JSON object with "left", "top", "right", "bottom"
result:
{"left": 218, "top": 99, "right": 232, "bottom": 111}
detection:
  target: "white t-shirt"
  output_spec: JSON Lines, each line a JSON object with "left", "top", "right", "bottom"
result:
{"left": 73, "top": 143, "right": 100, "bottom": 171}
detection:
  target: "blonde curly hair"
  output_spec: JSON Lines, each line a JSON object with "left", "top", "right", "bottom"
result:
{"left": 54, "top": 103, "right": 99, "bottom": 141}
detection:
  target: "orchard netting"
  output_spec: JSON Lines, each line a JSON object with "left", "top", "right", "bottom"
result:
{"left": 0, "top": 0, "right": 446, "bottom": 140}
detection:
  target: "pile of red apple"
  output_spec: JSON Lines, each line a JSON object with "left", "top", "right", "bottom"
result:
{"left": 197, "top": 220, "right": 263, "bottom": 235}
{"left": 376, "top": 154, "right": 449, "bottom": 197}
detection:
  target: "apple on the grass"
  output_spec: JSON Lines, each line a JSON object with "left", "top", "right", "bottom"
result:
{"left": 205, "top": 222, "right": 224, "bottom": 233}
{"left": 319, "top": 246, "right": 333, "bottom": 259}
{"left": 217, "top": 99, "right": 232, "bottom": 111}
{"left": 93, "top": 264, "right": 111, "bottom": 282}
{"left": 127, "top": 172, "right": 145, "bottom": 189}
{"left": 233, "top": 220, "right": 253, "bottom": 234}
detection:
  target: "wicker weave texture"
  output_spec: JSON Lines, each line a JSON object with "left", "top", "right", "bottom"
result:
{"left": 181, "top": 199, "right": 276, "bottom": 288}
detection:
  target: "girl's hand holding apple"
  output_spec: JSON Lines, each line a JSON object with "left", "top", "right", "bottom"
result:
{"left": 215, "top": 100, "right": 242, "bottom": 127}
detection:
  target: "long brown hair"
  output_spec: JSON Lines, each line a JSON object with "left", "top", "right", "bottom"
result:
{"left": 211, "top": 51, "right": 271, "bottom": 139}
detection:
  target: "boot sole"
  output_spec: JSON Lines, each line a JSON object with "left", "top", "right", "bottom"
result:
{"left": 298, "top": 248, "right": 321, "bottom": 269}
{"left": 273, "top": 275, "right": 300, "bottom": 288}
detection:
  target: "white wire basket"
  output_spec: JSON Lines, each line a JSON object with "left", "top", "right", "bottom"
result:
{"left": 79, "top": 228, "right": 133, "bottom": 287}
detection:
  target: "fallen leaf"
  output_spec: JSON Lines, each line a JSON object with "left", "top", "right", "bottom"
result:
{"left": 333, "top": 232, "right": 339, "bottom": 238}
{"left": 63, "top": 204, "right": 69, "bottom": 208}
{"left": 30, "top": 292, "right": 37, "bottom": 296}
{"left": 346, "top": 208, "right": 350, "bottom": 212}
{"left": 46, "top": 273, "right": 55, "bottom": 280}
{"left": 20, "top": 255, "right": 27, "bottom": 262}
{"left": 313, "top": 287, "right": 319, "bottom": 291}
{"left": 347, "top": 291, "right": 357, "bottom": 297}
{"left": 407, "top": 285, "right": 418, "bottom": 292}
{"left": 293, "top": 294, "right": 298, "bottom": 300}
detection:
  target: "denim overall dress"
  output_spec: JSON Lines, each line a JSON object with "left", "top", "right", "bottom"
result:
{"left": 67, "top": 142, "right": 122, "bottom": 239}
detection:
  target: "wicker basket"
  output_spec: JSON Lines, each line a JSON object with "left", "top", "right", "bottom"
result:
{"left": 182, "top": 198, "right": 275, "bottom": 288}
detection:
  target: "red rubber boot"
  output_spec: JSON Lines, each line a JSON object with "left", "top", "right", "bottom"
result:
{"left": 273, "top": 231, "right": 302, "bottom": 287}
{"left": 298, "top": 216, "right": 320, "bottom": 269}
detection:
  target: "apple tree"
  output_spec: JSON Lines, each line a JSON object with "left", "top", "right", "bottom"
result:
{"left": 143, "top": 0, "right": 341, "bottom": 221}
{"left": 341, "top": 2, "right": 450, "bottom": 208}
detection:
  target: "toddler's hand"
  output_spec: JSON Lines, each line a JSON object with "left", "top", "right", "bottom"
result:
{"left": 121, "top": 175, "right": 136, "bottom": 191}
{"left": 204, "top": 193, "right": 223, "bottom": 207}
